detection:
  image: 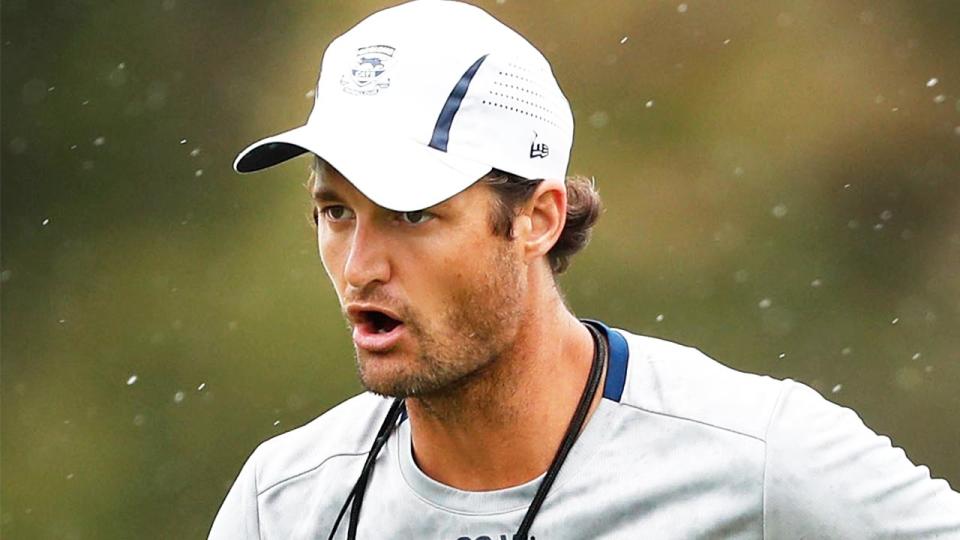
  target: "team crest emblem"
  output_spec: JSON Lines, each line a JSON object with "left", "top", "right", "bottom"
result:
{"left": 341, "top": 45, "right": 395, "bottom": 96}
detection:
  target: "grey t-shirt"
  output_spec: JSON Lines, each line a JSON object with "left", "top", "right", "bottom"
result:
{"left": 210, "top": 324, "right": 960, "bottom": 539}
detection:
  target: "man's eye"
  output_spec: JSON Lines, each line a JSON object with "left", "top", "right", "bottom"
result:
{"left": 320, "top": 205, "right": 354, "bottom": 222}
{"left": 399, "top": 210, "right": 433, "bottom": 225}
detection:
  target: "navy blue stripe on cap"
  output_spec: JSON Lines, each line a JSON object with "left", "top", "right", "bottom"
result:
{"left": 428, "top": 55, "right": 488, "bottom": 152}
{"left": 582, "top": 319, "right": 629, "bottom": 402}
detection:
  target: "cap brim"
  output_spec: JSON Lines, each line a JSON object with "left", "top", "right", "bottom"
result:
{"left": 234, "top": 124, "right": 492, "bottom": 212}
{"left": 233, "top": 125, "right": 316, "bottom": 174}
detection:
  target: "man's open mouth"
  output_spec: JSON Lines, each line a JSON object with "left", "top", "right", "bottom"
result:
{"left": 359, "top": 310, "right": 403, "bottom": 334}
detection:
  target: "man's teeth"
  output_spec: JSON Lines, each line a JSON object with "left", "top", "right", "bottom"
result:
{"left": 377, "top": 327, "right": 388, "bottom": 334}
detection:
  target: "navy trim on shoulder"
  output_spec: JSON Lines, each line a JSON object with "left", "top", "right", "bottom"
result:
{"left": 582, "top": 319, "right": 629, "bottom": 402}
{"left": 428, "top": 55, "right": 488, "bottom": 152}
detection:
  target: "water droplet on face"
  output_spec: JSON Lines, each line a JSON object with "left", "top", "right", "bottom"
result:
{"left": 126, "top": 375, "right": 138, "bottom": 385}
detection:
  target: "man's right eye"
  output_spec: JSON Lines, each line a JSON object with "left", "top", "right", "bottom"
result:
{"left": 319, "top": 205, "right": 355, "bottom": 222}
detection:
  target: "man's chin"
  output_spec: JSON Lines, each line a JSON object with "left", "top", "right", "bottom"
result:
{"left": 356, "top": 354, "right": 426, "bottom": 398}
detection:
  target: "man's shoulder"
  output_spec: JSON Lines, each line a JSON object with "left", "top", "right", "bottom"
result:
{"left": 612, "top": 327, "right": 788, "bottom": 441}
{"left": 248, "top": 391, "right": 392, "bottom": 494}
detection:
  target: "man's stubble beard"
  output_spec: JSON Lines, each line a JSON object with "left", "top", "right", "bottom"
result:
{"left": 354, "top": 241, "right": 526, "bottom": 401}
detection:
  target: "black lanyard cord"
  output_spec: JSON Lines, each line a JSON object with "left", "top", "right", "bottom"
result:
{"left": 329, "top": 397, "right": 405, "bottom": 540}
{"left": 514, "top": 323, "right": 606, "bottom": 539}
{"left": 330, "top": 322, "right": 608, "bottom": 540}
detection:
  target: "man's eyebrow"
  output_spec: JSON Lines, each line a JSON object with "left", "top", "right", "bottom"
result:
{"left": 311, "top": 187, "right": 343, "bottom": 204}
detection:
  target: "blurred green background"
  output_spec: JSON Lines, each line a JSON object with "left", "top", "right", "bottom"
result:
{"left": 2, "top": 0, "right": 959, "bottom": 537}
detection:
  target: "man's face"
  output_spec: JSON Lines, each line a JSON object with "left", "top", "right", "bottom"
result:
{"left": 313, "top": 166, "right": 528, "bottom": 398}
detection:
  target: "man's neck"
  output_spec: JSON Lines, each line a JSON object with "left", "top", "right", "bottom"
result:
{"left": 403, "top": 290, "right": 604, "bottom": 491}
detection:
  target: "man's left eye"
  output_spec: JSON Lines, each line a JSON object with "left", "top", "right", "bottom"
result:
{"left": 399, "top": 211, "right": 433, "bottom": 225}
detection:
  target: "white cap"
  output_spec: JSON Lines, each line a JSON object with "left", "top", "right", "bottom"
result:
{"left": 234, "top": 0, "right": 574, "bottom": 211}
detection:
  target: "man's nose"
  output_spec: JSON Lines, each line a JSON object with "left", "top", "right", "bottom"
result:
{"left": 343, "top": 221, "right": 391, "bottom": 291}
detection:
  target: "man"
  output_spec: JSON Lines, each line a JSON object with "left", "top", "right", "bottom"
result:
{"left": 211, "top": 1, "right": 960, "bottom": 538}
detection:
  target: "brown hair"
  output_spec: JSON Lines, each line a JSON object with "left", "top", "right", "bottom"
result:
{"left": 480, "top": 169, "right": 602, "bottom": 274}
{"left": 307, "top": 158, "right": 602, "bottom": 274}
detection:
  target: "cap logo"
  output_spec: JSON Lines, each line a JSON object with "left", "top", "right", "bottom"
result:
{"left": 530, "top": 131, "right": 549, "bottom": 158}
{"left": 341, "top": 45, "right": 395, "bottom": 96}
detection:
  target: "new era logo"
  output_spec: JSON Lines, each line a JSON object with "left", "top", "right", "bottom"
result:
{"left": 530, "top": 132, "right": 549, "bottom": 158}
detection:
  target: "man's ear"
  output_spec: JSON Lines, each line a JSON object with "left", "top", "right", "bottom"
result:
{"left": 515, "top": 179, "right": 567, "bottom": 263}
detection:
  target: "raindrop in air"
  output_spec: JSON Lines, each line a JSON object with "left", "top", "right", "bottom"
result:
{"left": 926, "top": 77, "right": 938, "bottom": 87}
{"left": 126, "top": 375, "right": 138, "bottom": 385}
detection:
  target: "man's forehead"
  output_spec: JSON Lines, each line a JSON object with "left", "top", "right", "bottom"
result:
{"left": 311, "top": 160, "right": 486, "bottom": 210}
